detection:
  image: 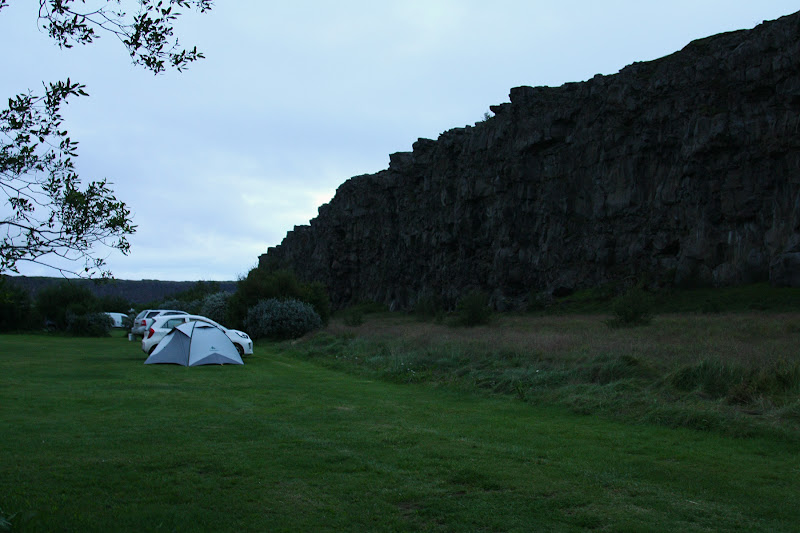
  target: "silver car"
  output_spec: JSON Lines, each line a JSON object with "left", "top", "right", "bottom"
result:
{"left": 141, "top": 314, "right": 253, "bottom": 356}
{"left": 130, "top": 309, "right": 188, "bottom": 338}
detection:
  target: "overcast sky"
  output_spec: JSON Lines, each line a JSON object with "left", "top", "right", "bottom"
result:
{"left": 2, "top": 1, "right": 798, "bottom": 281}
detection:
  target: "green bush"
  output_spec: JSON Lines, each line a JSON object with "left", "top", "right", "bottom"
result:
{"left": 606, "top": 287, "right": 653, "bottom": 327}
{"left": 301, "top": 281, "right": 331, "bottom": 326}
{"left": 66, "top": 312, "right": 113, "bottom": 337}
{"left": 35, "top": 282, "right": 98, "bottom": 330}
{"left": 245, "top": 298, "right": 322, "bottom": 340}
{"left": 157, "top": 298, "right": 193, "bottom": 314}
{"left": 97, "top": 294, "right": 132, "bottom": 314}
{"left": 455, "top": 291, "right": 492, "bottom": 327}
{"left": 199, "top": 292, "right": 230, "bottom": 324}
{"left": 0, "top": 277, "right": 33, "bottom": 331}
{"left": 229, "top": 269, "right": 330, "bottom": 329}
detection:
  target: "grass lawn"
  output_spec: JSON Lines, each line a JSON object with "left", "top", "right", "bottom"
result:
{"left": 1, "top": 332, "right": 799, "bottom": 531}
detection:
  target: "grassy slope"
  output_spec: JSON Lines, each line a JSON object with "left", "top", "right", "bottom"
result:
{"left": 312, "top": 311, "right": 800, "bottom": 439}
{"left": 1, "top": 334, "right": 799, "bottom": 531}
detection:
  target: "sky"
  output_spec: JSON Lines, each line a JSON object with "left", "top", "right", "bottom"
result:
{"left": 1, "top": 1, "right": 798, "bottom": 281}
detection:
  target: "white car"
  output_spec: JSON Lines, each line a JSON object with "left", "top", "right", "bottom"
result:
{"left": 130, "top": 309, "right": 188, "bottom": 338}
{"left": 141, "top": 314, "right": 253, "bottom": 356}
{"left": 104, "top": 312, "right": 129, "bottom": 328}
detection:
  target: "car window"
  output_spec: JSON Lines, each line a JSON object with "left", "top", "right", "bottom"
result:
{"left": 163, "top": 318, "right": 185, "bottom": 329}
{"left": 146, "top": 311, "right": 160, "bottom": 318}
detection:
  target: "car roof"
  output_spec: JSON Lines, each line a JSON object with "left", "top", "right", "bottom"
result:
{"left": 153, "top": 314, "right": 222, "bottom": 327}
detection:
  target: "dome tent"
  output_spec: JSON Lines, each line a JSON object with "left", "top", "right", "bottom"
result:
{"left": 144, "top": 321, "right": 244, "bottom": 366}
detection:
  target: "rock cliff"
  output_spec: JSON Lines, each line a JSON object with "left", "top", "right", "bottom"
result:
{"left": 260, "top": 11, "right": 800, "bottom": 310}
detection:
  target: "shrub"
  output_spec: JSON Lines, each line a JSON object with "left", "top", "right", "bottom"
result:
{"left": 66, "top": 312, "right": 113, "bottom": 337}
{"left": 157, "top": 299, "right": 193, "bottom": 314}
{"left": 199, "top": 292, "right": 230, "bottom": 324}
{"left": 455, "top": 291, "right": 492, "bottom": 327}
{"left": 245, "top": 298, "right": 322, "bottom": 340}
{"left": 97, "top": 294, "right": 132, "bottom": 314}
{"left": 301, "top": 281, "right": 331, "bottom": 325}
{"left": 35, "top": 282, "right": 98, "bottom": 330}
{"left": 229, "top": 269, "right": 330, "bottom": 329}
{"left": 606, "top": 287, "right": 653, "bottom": 327}
{"left": 0, "top": 277, "right": 33, "bottom": 331}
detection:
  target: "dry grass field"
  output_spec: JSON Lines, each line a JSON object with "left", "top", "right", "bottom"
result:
{"left": 298, "top": 310, "right": 800, "bottom": 439}
{"left": 329, "top": 312, "right": 800, "bottom": 366}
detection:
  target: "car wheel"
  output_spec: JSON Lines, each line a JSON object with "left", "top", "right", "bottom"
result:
{"left": 235, "top": 343, "right": 244, "bottom": 356}
{"left": 148, "top": 346, "right": 157, "bottom": 355}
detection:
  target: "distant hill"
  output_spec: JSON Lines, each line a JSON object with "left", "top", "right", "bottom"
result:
{"left": 5, "top": 276, "right": 237, "bottom": 305}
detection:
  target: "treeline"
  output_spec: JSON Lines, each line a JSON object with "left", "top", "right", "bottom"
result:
{"left": 4, "top": 276, "right": 236, "bottom": 304}
{"left": 154, "top": 270, "right": 330, "bottom": 340}
{"left": 0, "top": 269, "right": 331, "bottom": 341}
{"left": 0, "top": 277, "right": 131, "bottom": 336}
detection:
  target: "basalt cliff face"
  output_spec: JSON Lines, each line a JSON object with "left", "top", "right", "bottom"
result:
{"left": 261, "top": 11, "right": 800, "bottom": 310}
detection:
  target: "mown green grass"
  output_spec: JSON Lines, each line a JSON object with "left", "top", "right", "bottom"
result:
{"left": 1, "top": 334, "right": 799, "bottom": 531}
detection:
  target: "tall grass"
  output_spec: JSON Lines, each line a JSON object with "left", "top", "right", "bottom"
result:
{"left": 296, "top": 312, "right": 800, "bottom": 439}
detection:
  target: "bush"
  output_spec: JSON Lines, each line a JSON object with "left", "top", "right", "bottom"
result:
{"left": 606, "top": 287, "right": 653, "bottom": 327}
{"left": 97, "top": 294, "right": 132, "bottom": 314}
{"left": 35, "top": 282, "right": 98, "bottom": 330}
{"left": 199, "top": 292, "right": 230, "bottom": 324}
{"left": 0, "top": 277, "right": 33, "bottom": 331}
{"left": 66, "top": 312, "right": 113, "bottom": 337}
{"left": 229, "top": 269, "right": 330, "bottom": 329}
{"left": 301, "top": 281, "right": 331, "bottom": 325}
{"left": 157, "top": 299, "right": 193, "bottom": 314}
{"left": 455, "top": 291, "right": 492, "bottom": 327}
{"left": 245, "top": 298, "right": 322, "bottom": 340}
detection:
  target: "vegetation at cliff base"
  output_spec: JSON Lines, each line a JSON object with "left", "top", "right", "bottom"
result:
{"left": 307, "top": 304, "right": 800, "bottom": 440}
{"left": 228, "top": 268, "right": 330, "bottom": 329}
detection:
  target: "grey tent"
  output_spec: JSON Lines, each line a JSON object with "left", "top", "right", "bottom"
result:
{"left": 144, "top": 321, "right": 244, "bottom": 366}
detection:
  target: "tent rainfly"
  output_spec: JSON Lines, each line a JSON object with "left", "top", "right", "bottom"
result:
{"left": 144, "top": 321, "right": 244, "bottom": 366}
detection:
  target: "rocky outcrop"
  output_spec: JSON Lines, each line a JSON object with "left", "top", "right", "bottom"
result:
{"left": 260, "top": 11, "right": 800, "bottom": 310}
